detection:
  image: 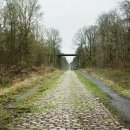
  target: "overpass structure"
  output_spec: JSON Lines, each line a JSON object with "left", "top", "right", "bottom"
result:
{"left": 56, "top": 54, "right": 79, "bottom": 57}
{"left": 57, "top": 53, "right": 79, "bottom": 68}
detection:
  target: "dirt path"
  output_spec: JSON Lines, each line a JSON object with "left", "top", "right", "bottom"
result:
{"left": 80, "top": 71, "right": 130, "bottom": 123}
{"left": 14, "top": 71, "right": 127, "bottom": 130}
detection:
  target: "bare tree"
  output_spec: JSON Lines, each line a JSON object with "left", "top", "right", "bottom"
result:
{"left": 73, "top": 2, "right": 130, "bottom": 69}
{"left": 45, "top": 28, "right": 62, "bottom": 67}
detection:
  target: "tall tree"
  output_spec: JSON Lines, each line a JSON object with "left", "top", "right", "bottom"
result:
{"left": 45, "top": 28, "right": 62, "bottom": 67}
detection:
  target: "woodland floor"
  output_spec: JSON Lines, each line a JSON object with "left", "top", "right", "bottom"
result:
{"left": 6, "top": 71, "right": 129, "bottom": 130}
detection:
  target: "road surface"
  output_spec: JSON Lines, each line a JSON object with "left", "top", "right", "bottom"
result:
{"left": 14, "top": 71, "right": 126, "bottom": 130}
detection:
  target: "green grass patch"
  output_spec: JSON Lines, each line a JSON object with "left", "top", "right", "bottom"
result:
{"left": 76, "top": 71, "right": 130, "bottom": 128}
{"left": 0, "top": 70, "right": 63, "bottom": 130}
{"left": 0, "top": 71, "right": 62, "bottom": 105}
{"left": 76, "top": 71, "right": 111, "bottom": 106}
{"left": 16, "top": 71, "right": 62, "bottom": 112}
{"left": 83, "top": 68, "right": 130, "bottom": 99}
{"left": 40, "top": 104, "right": 57, "bottom": 110}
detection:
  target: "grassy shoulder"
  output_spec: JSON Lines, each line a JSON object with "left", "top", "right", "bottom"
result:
{"left": 0, "top": 70, "right": 63, "bottom": 130}
{"left": 16, "top": 70, "right": 63, "bottom": 113}
{"left": 82, "top": 68, "right": 130, "bottom": 99}
{"left": 76, "top": 71, "right": 129, "bottom": 127}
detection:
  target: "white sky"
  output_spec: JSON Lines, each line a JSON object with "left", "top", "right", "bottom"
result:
{"left": 39, "top": 0, "right": 121, "bottom": 63}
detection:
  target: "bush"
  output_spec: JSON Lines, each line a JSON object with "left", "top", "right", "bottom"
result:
{"left": 0, "top": 77, "right": 12, "bottom": 87}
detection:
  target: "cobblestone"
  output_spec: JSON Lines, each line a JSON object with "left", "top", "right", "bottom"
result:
{"left": 13, "top": 71, "right": 127, "bottom": 130}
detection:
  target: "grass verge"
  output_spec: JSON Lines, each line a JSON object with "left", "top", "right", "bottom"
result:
{"left": 76, "top": 71, "right": 130, "bottom": 128}
{"left": 82, "top": 68, "right": 130, "bottom": 99}
{"left": 0, "top": 70, "right": 63, "bottom": 130}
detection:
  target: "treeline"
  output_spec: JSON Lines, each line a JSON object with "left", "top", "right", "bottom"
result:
{"left": 0, "top": 0, "right": 67, "bottom": 70}
{"left": 72, "top": 0, "right": 130, "bottom": 69}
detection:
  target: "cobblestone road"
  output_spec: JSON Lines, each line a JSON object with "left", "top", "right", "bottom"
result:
{"left": 14, "top": 71, "right": 127, "bottom": 130}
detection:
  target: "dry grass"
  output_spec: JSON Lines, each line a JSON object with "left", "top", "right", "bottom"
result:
{"left": 82, "top": 68, "right": 130, "bottom": 99}
{"left": 0, "top": 70, "right": 63, "bottom": 129}
{"left": 0, "top": 66, "right": 56, "bottom": 88}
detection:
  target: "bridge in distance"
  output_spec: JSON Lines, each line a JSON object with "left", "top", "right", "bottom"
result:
{"left": 57, "top": 54, "right": 79, "bottom": 57}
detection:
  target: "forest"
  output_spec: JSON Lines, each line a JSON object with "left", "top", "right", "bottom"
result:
{"left": 72, "top": 0, "right": 130, "bottom": 69}
{"left": 0, "top": 0, "right": 130, "bottom": 129}
{"left": 0, "top": 0, "right": 68, "bottom": 70}
{"left": 0, "top": 0, "right": 68, "bottom": 87}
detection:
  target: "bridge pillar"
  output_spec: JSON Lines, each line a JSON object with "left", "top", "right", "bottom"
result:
{"left": 58, "top": 55, "right": 61, "bottom": 68}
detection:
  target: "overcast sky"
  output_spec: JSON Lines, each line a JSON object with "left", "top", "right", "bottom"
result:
{"left": 39, "top": 0, "right": 121, "bottom": 62}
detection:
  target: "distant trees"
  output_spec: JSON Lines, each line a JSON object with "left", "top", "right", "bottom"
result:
{"left": 45, "top": 28, "right": 62, "bottom": 67}
{"left": 0, "top": 0, "right": 66, "bottom": 69}
{"left": 72, "top": 0, "right": 130, "bottom": 69}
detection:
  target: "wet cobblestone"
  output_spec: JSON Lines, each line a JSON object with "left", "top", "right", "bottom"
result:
{"left": 13, "top": 71, "right": 128, "bottom": 130}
